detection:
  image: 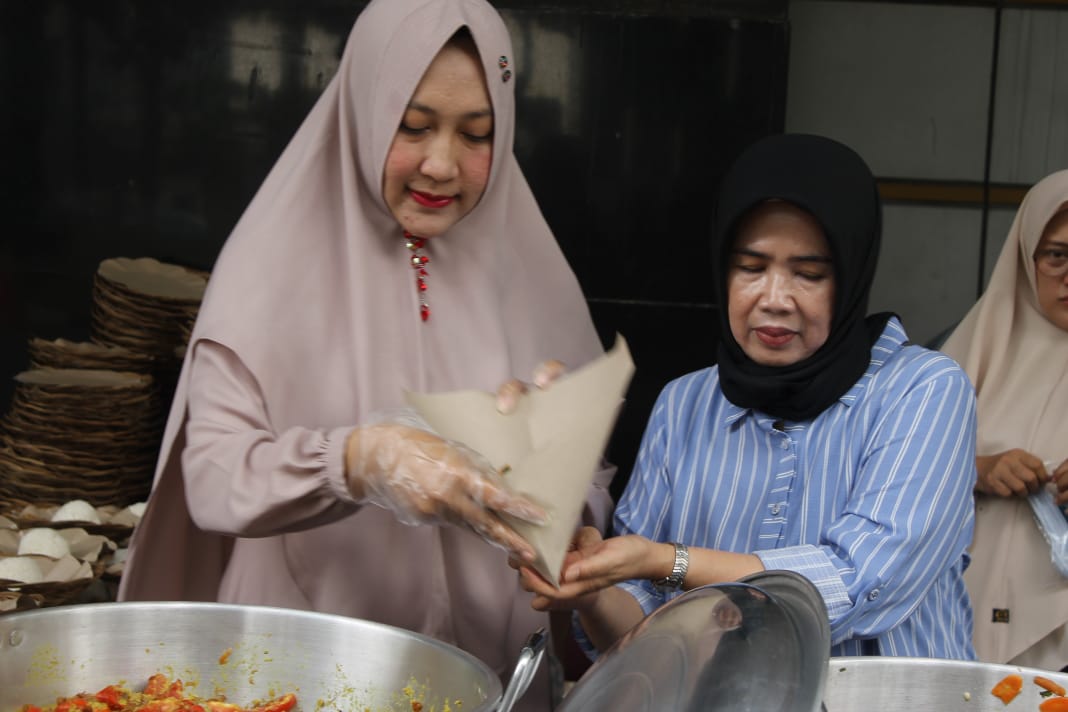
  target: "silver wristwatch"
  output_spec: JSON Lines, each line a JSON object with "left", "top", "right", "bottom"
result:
{"left": 652, "top": 542, "right": 689, "bottom": 592}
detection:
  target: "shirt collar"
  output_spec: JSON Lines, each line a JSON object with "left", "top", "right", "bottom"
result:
{"left": 719, "top": 316, "right": 906, "bottom": 427}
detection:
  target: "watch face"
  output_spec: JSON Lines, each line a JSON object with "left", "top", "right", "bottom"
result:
{"left": 653, "top": 573, "right": 682, "bottom": 592}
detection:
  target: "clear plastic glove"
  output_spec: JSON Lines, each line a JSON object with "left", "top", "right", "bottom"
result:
{"left": 1027, "top": 466, "right": 1068, "bottom": 579}
{"left": 344, "top": 409, "right": 545, "bottom": 560}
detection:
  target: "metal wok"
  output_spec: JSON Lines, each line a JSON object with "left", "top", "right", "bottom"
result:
{"left": 823, "top": 656, "right": 1068, "bottom": 711}
{"left": 0, "top": 602, "right": 541, "bottom": 712}
{"left": 557, "top": 570, "right": 831, "bottom": 712}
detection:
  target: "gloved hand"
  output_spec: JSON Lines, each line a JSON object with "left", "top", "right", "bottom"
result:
{"left": 344, "top": 409, "right": 545, "bottom": 560}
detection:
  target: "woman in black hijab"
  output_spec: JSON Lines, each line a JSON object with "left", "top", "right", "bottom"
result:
{"left": 516, "top": 134, "right": 979, "bottom": 662}
{"left": 713, "top": 133, "right": 891, "bottom": 421}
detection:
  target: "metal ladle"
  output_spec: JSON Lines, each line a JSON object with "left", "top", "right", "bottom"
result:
{"left": 496, "top": 628, "right": 547, "bottom": 712}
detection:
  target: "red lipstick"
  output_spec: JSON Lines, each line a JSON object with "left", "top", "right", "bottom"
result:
{"left": 410, "top": 190, "right": 454, "bottom": 209}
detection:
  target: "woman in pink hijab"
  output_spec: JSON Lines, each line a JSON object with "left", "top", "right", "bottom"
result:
{"left": 117, "top": 1, "right": 613, "bottom": 709}
{"left": 942, "top": 169, "right": 1068, "bottom": 671}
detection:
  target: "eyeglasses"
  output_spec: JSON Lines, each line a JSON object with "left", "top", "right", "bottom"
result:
{"left": 1035, "top": 248, "right": 1068, "bottom": 278}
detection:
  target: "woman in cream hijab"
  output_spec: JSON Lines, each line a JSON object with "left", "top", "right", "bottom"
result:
{"left": 118, "top": 1, "right": 613, "bottom": 709}
{"left": 942, "top": 169, "right": 1068, "bottom": 670}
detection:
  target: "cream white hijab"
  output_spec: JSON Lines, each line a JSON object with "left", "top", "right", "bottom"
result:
{"left": 943, "top": 169, "right": 1068, "bottom": 666}
{"left": 118, "top": 0, "right": 607, "bottom": 706}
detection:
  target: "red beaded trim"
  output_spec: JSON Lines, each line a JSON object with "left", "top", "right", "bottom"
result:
{"left": 404, "top": 231, "right": 430, "bottom": 321}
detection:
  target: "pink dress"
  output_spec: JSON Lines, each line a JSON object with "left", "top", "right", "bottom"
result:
{"left": 118, "top": 1, "right": 615, "bottom": 709}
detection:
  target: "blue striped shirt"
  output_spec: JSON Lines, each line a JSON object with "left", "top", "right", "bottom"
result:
{"left": 610, "top": 317, "right": 977, "bottom": 659}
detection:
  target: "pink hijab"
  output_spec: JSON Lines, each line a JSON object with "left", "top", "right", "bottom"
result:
{"left": 118, "top": 0, "right": 608, "bottom": 707}
{"left": 943, "top": 169, "right": 1068, "bottom": 666}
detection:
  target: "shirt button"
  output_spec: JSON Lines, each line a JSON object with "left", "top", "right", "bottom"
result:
{"left": 780, "top": 439, "right": 789, "bottom": 450}
{"left": 770, "top": 504, "right": 781, "bottom": 515}
{"left": 867, "top": 589, "right": 880, "bottom": 601}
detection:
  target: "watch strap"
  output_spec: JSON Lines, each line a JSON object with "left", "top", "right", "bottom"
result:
{"left": 652, "top": 542, "right": 689, "bottom": 592}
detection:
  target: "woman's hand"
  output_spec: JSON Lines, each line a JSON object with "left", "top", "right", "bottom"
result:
{"left": 512, "top": 527, "right": 665, "bottom": 611}
{"left": 495, "top": 359, "right": 566, "bottom": 413}
{"left": 975, "top": 449, "right": 1049, "bottom": 497}
{"left": 1051, "top": 459, "right": 1068, "bottom": 506}
{"left": 345, "top": 422, "right": 544, "bottom": 560}
{"left": 512, "top": 526, "right": 608, "bottom": 612}
{"left": 510, "top": 527, "right": 652, "bottom": 652}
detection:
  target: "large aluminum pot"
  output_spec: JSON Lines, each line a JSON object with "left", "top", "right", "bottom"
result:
{"left": 823, "top": 656, "right": 1068, "bottom": 711}
{"left": 557, "top": 570, "right": 831, "bottom": 711}
{"left": 0, "top": 602, "right": 513, "bottom": 712}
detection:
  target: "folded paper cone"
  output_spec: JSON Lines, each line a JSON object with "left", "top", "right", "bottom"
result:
{"left": 407, "top": 334, "right": 634, "bottom": 586}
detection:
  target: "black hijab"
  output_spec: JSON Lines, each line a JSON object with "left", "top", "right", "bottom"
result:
{"left": 712, "top": 133, "right": 894, "bottom": 421}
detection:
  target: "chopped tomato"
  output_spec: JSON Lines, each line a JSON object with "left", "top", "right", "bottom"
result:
{"left": 204, "top": 702, "right": 241, "bottom": 712}
{"left": 142, "top": 675, "right": 171, "bottom": 698}
{"left": 141, "top": 677, "right": 185, "bottom": 702}
{"left": 992, "top": 673, "right": 1024, "bottom": 704}
{"left": 136, "top": 698, "right": 183, "bottom": 712}
{"left": 19, "top": 673, "right": 297, "bottom": 712}
{"left": 248, "top": 694, "right": 296, "bottom": 712}
{"left": 95, "top": 685, "right": 127, "bottom": 710}
{"left": 54, "top": 698, "right": 91, "bottom": 712}
{"left": 1040, "top": 697, "right": 1068, "bottom": 712}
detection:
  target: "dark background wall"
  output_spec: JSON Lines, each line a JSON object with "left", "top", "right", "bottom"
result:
{"left": 0, "top": 0, "right": 788, "bottom": 499}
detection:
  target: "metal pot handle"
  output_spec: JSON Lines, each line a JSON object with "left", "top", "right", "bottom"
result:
{"left": 496, "top": 627, "right": 547, "bottom": 712}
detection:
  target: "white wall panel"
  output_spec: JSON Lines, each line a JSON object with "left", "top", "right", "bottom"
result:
{"left": 983, "top": 207, "right": 1018, "bottom": 287}
{"left": 786, "top": 1, "right": 994, "bottom": 180}
{"left": 990, "top": 9, "right": 1068, "bottom": 184}
{"left": 870, "top": 204, "right": 984, "bottom": 346}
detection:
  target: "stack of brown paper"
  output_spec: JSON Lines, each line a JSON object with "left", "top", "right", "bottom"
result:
{"left": 406, "top": 334, "right": 634, "bottom": 586}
